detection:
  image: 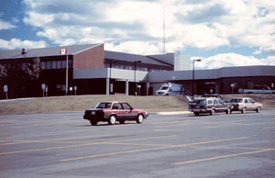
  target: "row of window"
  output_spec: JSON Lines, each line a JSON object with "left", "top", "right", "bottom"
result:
{"left": 41, "top": 60, "right": 73, "bottom": 70}
{"left": 0, "top": 60, "right": 73, "bottom": 71}
{"left": 1, "top": 60, "right": 166, "bottom": 72}
{"left": 104, "top": 63, "right": 167, "bottom": 72}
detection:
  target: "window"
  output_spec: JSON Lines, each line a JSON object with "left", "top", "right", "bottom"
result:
{"left": 95, "top": 102, "right": 112, "bottom": 109}
{"left": 113, "top": 103, "right": 122, "bottom": 110}
{"left": 214, "top": 100, "right": 218, "bottom": 105}
{"left": 22, "top": 63, "right": 27, "bottom": 71}
{"left": 105, "top": 63, "right": 110, "bottom": 68}
{"left": 52, "top": 61, "right": 57, "bottom": 69}
{"left": 245, "top": 99, "right": 249, "bottom": 103}
{"left": 218, "top": 99, "right": 223, "bottom": 104}
{"left": 62, "top": 60, "right": 66, "bottom": 68}
{"left": 47, "top": 61, "right": 51, "bottom": 69}
{"left": 41, "top": 62, "right": 46, "bottom": 70}
{"left": 57, "top": 84, "right": 66, "bottom": 91}
{"left": 208, "top": 100, "right": 213, "bottom": 104}
{"left": 57, "top": 61, "right": 61, "bottom": 69}
{"left": 69, "top": 59, "right": 73, "bottom": 68}
{"left": 122, "top": 103, "right": 132, "bottom": 110}
{"left": 249, "top": 99, "right": 254, "bottom": 103}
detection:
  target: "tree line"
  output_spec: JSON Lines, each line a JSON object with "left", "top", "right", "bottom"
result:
{"left": 0, "top": 57, "right": 42, "bottom": 99}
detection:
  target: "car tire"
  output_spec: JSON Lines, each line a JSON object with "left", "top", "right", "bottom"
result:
{"left": 210, "top": 109, "right": 215, "bottom": 115}
{"left": 241, "top": 107, "right": 246, "bottom": 114}
{"left": 136, "top": 114, "right": 143, "bottom": 124}
{"left": 256, "top": 107, "right": 261, "bottom": 113}
{"left": 108, "top": 115, "right": 117, "bottom": 125}
{"left": 194, "top": 112, "right": 200, "bottom": 116}
{"left": 226, "top": 108, "right": 231, "bottom": 114}
{"left": 90, "top": 120, "right": 98, "bottom": 126}
{"left": 119, "top": 120, "right": 125, "bottom": 124}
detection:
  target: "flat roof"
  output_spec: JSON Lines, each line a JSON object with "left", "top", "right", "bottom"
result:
{"left": 104, "top": 51, "right": 173, "bottom": 67}
{"left": 0, "top": 43, "right": 102, "bottom": 60}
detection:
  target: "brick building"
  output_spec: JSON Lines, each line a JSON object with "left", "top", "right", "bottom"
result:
{"left": 0, "top": 43, "right": 274, "bottom": 99}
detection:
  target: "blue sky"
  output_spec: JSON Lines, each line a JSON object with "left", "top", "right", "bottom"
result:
{"left": 0, "top": 0, "right": 275, "bottom": 69}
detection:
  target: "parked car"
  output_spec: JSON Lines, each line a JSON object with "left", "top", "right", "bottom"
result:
{"left": 156, "top": 83, "right": 184, "bottom": 96}
{"left": 238, "top": 85, "right": 275, "bottom": 94}
{"left": 229, "top": 97, "right": 263, "bottom": 113}
{"left": 83, "top": 101, "right": 148, "bottom": 125}
{"left": 201, "top": 94, "right": 229, "bottom": 103}
{"left": 189, "top": 97, "right": 233, "bottom": 116}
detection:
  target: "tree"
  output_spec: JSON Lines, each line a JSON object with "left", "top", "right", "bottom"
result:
{"left": 0, "top": 65, "right": 7, "bottom": 79}
{"left": 26, "top": 57, "right": 41, "bottom": 81}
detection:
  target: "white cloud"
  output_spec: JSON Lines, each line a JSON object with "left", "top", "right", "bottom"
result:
{"left": 192, "top": 53, "right": 275, "bottom": 69}
{"left": 105, "top": 41, "right": 160, "bottom": 55}
{"left": 23, "top": 11, "right": 54, "bottom": 27}
{"left": 0, "top": 20, "right": 17, "bottom": 30}
{"left": 0, "top": 38, "right": 47, "bottom": 50}
{"left": 16, "top": 0, "right": 275, "bottom": 66}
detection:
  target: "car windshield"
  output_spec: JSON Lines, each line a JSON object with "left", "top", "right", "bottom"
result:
{"left": 230, "top": 99, "right": 242, "bottom": 103}
{"left": 190, "top": 99, "right": 205, "bottom": 105}
{"left": 94, "top": 102, "right": 112, "bottom": 109}
{"left": 160, "top": 86, "right": 169, "bottom": 90}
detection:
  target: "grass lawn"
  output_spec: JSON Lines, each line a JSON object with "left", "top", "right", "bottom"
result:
{"left": 0, "top": 94, "right": 274, "bottom": 115}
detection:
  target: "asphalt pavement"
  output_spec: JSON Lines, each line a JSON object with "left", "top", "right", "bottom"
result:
{"left": 0, "top": 110, "right": 274, "bottom": 178}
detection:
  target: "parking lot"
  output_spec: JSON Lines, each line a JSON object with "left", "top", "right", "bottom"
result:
{"left": 1, "top": 110, "right": 275, "bottom": 178}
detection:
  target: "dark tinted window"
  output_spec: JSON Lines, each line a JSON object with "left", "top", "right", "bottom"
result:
{"left": 47, "top": 61, "right": 51, "bottom": 69}
{"left": 230, "top": 99, "right": 242, "bottom": 103}
{"left": 122, "top": 103, "right": 132, "bottom": 110}
{"left": 95, "top": 102, "right": 112, "bottom": 109}
{"left": 208, "top": 100, "right": 213, "bottom": 104}
{"left": 113, "top": 103, "right": 122, "bottom": 110}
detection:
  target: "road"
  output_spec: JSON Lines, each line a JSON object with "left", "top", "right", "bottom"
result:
{"left": 0, "top": 110, "right": 275, "bottom": 178}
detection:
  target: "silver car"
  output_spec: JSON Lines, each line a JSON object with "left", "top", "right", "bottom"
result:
{"left": 229, "top": 97, "right": 263, "bottom": 114}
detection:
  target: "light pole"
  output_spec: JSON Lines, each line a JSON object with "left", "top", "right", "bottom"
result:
{"left": 192, "top": 59, "right": 201, "bottom": 99}
{"left": 134, "top": 61, "right": 141, "bottom": 95}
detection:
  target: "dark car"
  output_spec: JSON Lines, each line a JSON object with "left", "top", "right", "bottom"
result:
{"left": 189, "top": 97, "right": 233, "bottom": 116}
{"left": 83, "top": 101, "right": 148, "bottom": 125}
{"left": 229, "top": 97, "right": 263, "bottom": 113}
{"left": 201, "top": 94, "right": 229, "bottom": 103}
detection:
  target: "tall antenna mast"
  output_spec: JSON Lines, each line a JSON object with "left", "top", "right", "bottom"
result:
{"left": 163, "top": 6, "right": 165, "bottom": 54}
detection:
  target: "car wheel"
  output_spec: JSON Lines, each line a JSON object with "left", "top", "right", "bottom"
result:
{"left": 241, "top": 107, "right": 246, "bottom": 114}
{"left": 136, "top": 114, "right": 143, "bottom": 124}
{"left": 194, "top": 112, "right": 199, "bottom": 116}
{"left": 256, "top": 107, "right": 261, "bottom": 113}
{"left": 108, "top": 115, "right": 116, "bottom": 125}
{"left": 210, "top": 109, "right": 215, "bottom": 115}
{"left": 226, "top": 108, "right": 231, "bottom": 114}
{"left": 90, "top": 120, "right": 98, "bottom": 126}
{"left": 119, "top": 120, "right": 125, "bottom": 124}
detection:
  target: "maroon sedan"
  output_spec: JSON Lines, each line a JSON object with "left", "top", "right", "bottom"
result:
{"left": 83, "top": 101, "right": 148, "bottom": 125}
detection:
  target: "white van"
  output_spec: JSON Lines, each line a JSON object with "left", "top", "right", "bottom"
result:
{"left": 156, "top": 83, "right": 184, "bottom": 96}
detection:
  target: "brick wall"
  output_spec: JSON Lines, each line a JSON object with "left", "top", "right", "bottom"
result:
{"left": 73, "top": 44, "right": 104, "bottom": 69}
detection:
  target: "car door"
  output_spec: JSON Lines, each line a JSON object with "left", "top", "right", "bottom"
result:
{"left": 121, "top": 103, "right": 137, "bottom": 120}
{"left": 112, "top": 103, "right": 124, "bottom": 120}
{"left": 218, "top": 99, "right": 227, "bottom": 112}
{"left": 213, "top": 99, "right": 219, "bottom": 112}
{"left": 244, "top": 99, "right": 252, "bottom": 110}
{"left": 248, "top": 99, "right": 257, "bottom": 110}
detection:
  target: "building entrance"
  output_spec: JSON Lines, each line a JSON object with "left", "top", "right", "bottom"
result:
{"left": 197, "top": 81, "right": 216, "bottom": 94}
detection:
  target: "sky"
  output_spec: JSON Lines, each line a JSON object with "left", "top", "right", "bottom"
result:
{"left": 0, "top": 0, "right": 275, "bottom": 69}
